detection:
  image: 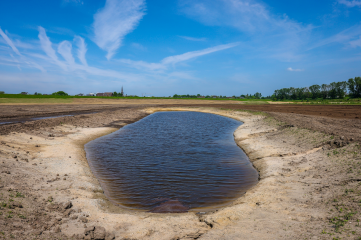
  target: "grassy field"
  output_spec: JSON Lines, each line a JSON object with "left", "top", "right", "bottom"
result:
{"left": 273, "top": 98, "right": 361, "bottom": 105}
{"left": 0, "top": 94, "right": 270, "bottom": 102}
{"left": 0, "top": 98, "right": 74, "bottom": 104}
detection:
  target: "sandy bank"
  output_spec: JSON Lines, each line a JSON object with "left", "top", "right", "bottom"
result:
{"left": 1, "top": 107, "right": 360, "bottom": 239}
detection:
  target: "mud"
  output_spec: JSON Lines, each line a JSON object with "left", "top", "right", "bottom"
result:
{"left": 1, "top": 103, "right": 361, "bottom": 239}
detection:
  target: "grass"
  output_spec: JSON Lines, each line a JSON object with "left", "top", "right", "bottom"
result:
{"left": 0, "top": 98, "right": 73, "bottom": 104}
{"left": 0, "top": 93, "right": 270, "bottom": 102}
{"left": 273, "top": 98, "right": 361, "bottom": 105}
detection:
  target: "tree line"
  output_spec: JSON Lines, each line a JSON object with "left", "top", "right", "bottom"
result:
{"left": 173, "top": 92, "right": 265, "bottom": 99}
{"left": 273, "top": 77, "right": 361, "bottom": 100}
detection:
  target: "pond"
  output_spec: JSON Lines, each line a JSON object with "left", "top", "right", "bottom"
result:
{"left": 85, "top": 111, "right": 258, "bottom": 212}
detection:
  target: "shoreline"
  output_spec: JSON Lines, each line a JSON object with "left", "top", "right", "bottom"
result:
{"left": 1, "top": 106, "right": 360, "bottom": 239}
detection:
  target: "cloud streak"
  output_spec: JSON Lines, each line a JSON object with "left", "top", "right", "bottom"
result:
{"left": 287, "top": 67, "right": 303, "bottom": 72}
{"left": 178, "top": 0, "right": 312, "bottom": 62}
{"left": 309, "top": 25, "right": 361, "bottom": 50}
{"left": 93, "top": 0, "right": 146, "bottom": 60}
{"left": 58, "top": 41, "right": 75, "bottom": 65}
{"left": 118, "top": 42, "right": 239, "bottom": 71}
{"left": 338, "top": 0, "right": 361, "bottom": 7}
{"left": 0, "top": 28, "right": 22, "bottom": 56}
{"left": 179, "top": 36, "right": 207, "bottom": 41}
{"left": 38, "top": 27, "right": 67, "bottom": 70}
{"left": 161, "top": 42, "right": 239, "bottom": 65}
{"left": 74, "top": 36, "right": 88, "bottom": 66}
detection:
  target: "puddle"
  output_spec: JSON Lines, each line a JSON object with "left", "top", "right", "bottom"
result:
{"left": 85, "top": 111, "right": 258, "bottom": 212}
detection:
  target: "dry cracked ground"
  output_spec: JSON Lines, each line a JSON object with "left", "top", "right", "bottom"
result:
{"left": 0, "top": 104, "right": 361, "bottom": 240}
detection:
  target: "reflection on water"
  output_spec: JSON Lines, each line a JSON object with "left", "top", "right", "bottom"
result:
{"left": 85, "top": 111, "right": 258, "bottom": 212}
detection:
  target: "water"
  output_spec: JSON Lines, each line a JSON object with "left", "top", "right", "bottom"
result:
{"left": 85, "top": 111, "right": 258, "bottom": 212}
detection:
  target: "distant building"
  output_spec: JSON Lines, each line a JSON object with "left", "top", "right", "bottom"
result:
{"left": 21, "top": 92, "right": 28, "bottom": 95}
{"left": 211, "top": 95, "right": 217, "bottom": 98}
{"left": 197, "top": 96, "right": 205, "bottom": 98}
{"left": 121, "top": 86, "right": 124, "bottom": 96}
{"left": 96, "top": 92, "right": 113, "bottom": 97}
{"left": 86, "top": 93, "right": 96, "bottom": 96}
{"left": 76, "top": 93, "right": 84, "bottom": 96}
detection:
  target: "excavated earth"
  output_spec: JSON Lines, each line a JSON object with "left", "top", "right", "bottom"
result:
{"left": 1, "top": 102, "right": 361, "bottom": 239}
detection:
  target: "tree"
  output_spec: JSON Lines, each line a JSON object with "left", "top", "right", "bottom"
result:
{"left": 348, "top": 77, "right": 361, "bottom": 98}
{"left": 254, "top": 92, "right": 262, "bottom": 99}
{"left": 321, "top": 84, "right": 330, "bottom": 99}
{"left": 309, "top": 85, "right": 321, "bottom": 99}
{"left": 52, "top": 91, "right": 68, "bottom": 96}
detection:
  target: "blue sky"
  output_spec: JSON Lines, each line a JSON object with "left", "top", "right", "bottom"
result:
{"left": 0, "top": 0, "right": 361, "bottom": 96}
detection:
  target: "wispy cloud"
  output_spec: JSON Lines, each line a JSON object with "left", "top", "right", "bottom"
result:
{"left": 179, "top": 36, "right": 207, "bottom": 41}
{"left": 117, "top": 59, "right": 166, "bottom": 71}
{"left": 309, "top": 25, "right": 361, "bottom": 50}
{"left": 179, "top": 0, "right": 311, "bottom": 62}
{"left": 93, "top": 0, "right": 146, "bottom": 60}
{"left": 131, "top": 42, "right": 147, "bottom": 51}
{"left": 287, "top": 67, "right": 304, "bottom": 72}
{"left": 161, "top": 42, "right": 239, "bottom": 65}
{"left": 0, "top": 28, "right": 45, "bottom": 72}
{"left": 118, "top": 42, "right": 239, "bottom": 70}
{"left": 0, "top": 28, "right": 21, "bottom": 56}
{"left": 338, "top": 0, "right": 361, "bottom": 7}
{"left": 58, "top": 41, "right": 75, "bottom": 65}
{"left": 38, "top": 26, "right": 67, "bottom": 70}
{"left": 74, "top": 36, "right": 88, "bottom": 66}
{"left": 179, "top": 0, "right": 305, "bottom": 34}
{"left": 349, "top": 36, "right": 361, "bottom": 48}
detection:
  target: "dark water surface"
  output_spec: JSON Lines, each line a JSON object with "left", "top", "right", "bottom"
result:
{"left": 85, "top": 111, "right": 258, "bottom": 212}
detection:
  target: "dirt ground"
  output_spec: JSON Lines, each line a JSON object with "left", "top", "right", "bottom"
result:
{"left": 1, "top": 101, "right": 361, "bottom": 239}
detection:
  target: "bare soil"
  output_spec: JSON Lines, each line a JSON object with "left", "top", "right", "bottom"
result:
{"left": 169, "top": 103, "right": 361, "bottom": 119}
{"left": 1, "top": 101, "right": 361, "bottom": 239}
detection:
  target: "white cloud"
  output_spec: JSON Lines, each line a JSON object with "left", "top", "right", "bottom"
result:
{"left": 74, "top": 36, "right": 88, "bottom": 66}
{"left": 287, "top": 67, "right": 303, "bottom": 72}
{"left": 38, "top": 27, "right": 67, "bottom": 70}
{"left": 58, "top": 41, "right": 75, "bottom": 65}
{"left": 349, "top": 36, "right": 361, "bottom": 48}
{"left": 118, "top": 42, "right": 239, "bottom": 70}
{"left": 131, "top": 42, "right": 147, "bottom": 51}
{"left": 93, "top": 0, "right": 146, "bottom": 60}
{"left": 118, "top": 59, "right": 166, "bottom": 71}
{"left": 179, "top": 0, "right": 304, "bottom": 34}
{"left": 179, "top": 0, "right": 311, "bottom": 62}
{"left": 309, "top": 25, "right": 361, "bottom": 50}
{"left": 338, "top": 0, "right": 361, "bottom": 7}
{"left": 161, "top": 42, "right": 239, "bottom": 65}
{"left": 0, "top": 28, "right": 21, "bottom": 56}
{"left": 0, "top": 28, "right": 45, "bottom": 72}
{"left": 179, "top": 36, "right": 207, "bottom": 41}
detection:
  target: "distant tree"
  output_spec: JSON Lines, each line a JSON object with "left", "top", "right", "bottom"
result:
{"left": 348, "top": 77, "right": 361, "bottom": 98}
{"left": 254, "top": 92, "right": 262, "bottom": 99}
{"left": 197, "top": 94, "right": 201, "bottom": 97}
{"left": 52, "top": 91, "right": 68, "bottom": 96}
{"left": 309, "top": 85, "right": 321, "bottom": 99}
{"left": 321, "top": 84, "right": 330, "bottom": 99}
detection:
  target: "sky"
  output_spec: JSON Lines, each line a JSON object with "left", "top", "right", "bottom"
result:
{"left": 0, "top": 0, "right": 361, "bottom": 97}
